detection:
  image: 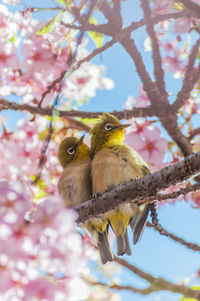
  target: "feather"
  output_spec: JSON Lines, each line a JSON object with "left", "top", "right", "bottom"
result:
{"left": 130, "top": 205, "right": 149, "bottom": 244}
{"left": 97, "top": 231, "right": 113, "bottom": 264}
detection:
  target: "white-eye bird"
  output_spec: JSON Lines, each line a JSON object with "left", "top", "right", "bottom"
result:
{"left": 57, "top": 135, "right": 113, "bottom": 264}
{"left": 90, "top": 113, "right": 149, "bottom": 256}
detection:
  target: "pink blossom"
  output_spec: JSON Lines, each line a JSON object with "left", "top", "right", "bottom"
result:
{"left": 184, "top": 97, "right": 199, "bottom": 115}
{"left": 174, "top": 18, "right": 191, "bottom": 33}
{"left": 62, "top": 64, "right": 114, "bottom": 103}
{"left": 0, "top": 42, "right": 19, "bottom": 69}
{"left": 163, "top": 55, "right": 184, "bottom": 73}
{"left": 160, "top": 39, "right": 179, "bottom": 58}
{"left": 12, "top": 72, "right": 48, "bottom": 104}
{"left": 124, "top": 86, "right": 150, "bottom": 109}
{"left": 125, "top": 121, "right": 168, "bottom": 167}
{"left": 152, "top": 0, "right": 175, "bottom": 15}
{"left": 0, "top": 4, "right": 113, "bottom": 107}
{"left": 0, "top": 180, "right": 87, "bottom": 299}
{"left": 22, "top": 278, "right": 66, "bottom": 301}
{"left": 125, "top": 118, "right": 151, "bottom": 138}
{"left": 21, "top": 36, "right": 64, "bottom": 79}
{"left": 191, "top": 191, "right": 200, "bottom": 209}
{"left": 0, "top": 5, "right": 18, "bottom": 40}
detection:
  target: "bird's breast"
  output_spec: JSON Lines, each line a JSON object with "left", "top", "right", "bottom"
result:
{"left": 58, "top": 159, "right": 92, "bottom": 207}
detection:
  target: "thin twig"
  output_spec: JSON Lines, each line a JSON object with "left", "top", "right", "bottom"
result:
{"left": 83, "top": 277, "right": 156, "bottom": 295}
{"left": 78, "top": 37, "right": 117, "bottom": 65}
{"left": 149, "top": 202, "right": 166, "bottom": 235}
{"left": 147, "top": 222, "right": 200, "bottom": 252}
{"left": 61, "top": 20, "right": 111, "bottom": 35}
{"left": 114, "top": 257, "right": 200, "bottom": 300}
{"left": 137, "top": 182, "right": 200, "bottom": 204}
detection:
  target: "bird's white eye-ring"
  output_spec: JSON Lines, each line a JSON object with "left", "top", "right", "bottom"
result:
{"left": 105, "top": 123, "right": 112, "bottom": 130}
{"left": 67, "top": 147, "right": 75, "bottom": 155}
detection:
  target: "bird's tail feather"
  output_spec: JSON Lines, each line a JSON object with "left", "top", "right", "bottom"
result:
{"left": 130, "top": 205, "right": 149, "bottom": 244}
{"left": 124, "top": 230, "right": 131, "bottom": 255}
{"left": 116, "top": 230, "right": 131, "bottom": 256}
{"left": 97, "top": 231, "right": 113, "bottom": 264}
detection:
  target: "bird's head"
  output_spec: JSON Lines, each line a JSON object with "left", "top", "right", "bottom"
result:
{"left": 58, "top": 135, "right": 90, "bottom": 168}
{"left": 90, "top": 113, "right": 130, "bottom": 156}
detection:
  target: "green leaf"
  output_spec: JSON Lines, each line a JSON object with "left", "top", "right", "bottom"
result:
{"left": 9, "top": 35, "right": 15, "bottom": 43}
{"left": 88, "top": 16, "right": 103, "bottom": 48}
{"left": 36, "top": 10, "right": 63, "bottom": 35}
{"left": 191, "top": 286, "right": 200, "bottom": 290}
{"left": 56, "top": 0, "right": 66, "bottom": 6}
{"left": 55, "top": 0, "right": 72, "bottom": 6}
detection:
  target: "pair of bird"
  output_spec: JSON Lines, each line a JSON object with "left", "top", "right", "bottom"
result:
{"left": 58, "top": 113, "right": 150, "bottom": 264}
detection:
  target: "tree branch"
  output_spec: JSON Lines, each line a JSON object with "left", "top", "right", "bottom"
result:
{"left": 83, "top": 277, "right": 156, "bottom": 295}
{"left": 96, "top": 0, "right": 194, "bottom": 157}
{"left": 160, "top": 114, "right": 193, "bottom": 156}
{"left": 98, "top": 0, "right": 166, "bottom": 107}
{"left": 75, "top": 151, "right": 200, "bottom": 224}
{"left": 141, "top": 0, "right": 167, "bottom": 98}
{"left": 114, "top": 257, "right": 200, "bottom": 300}
{"left": 0, "top": 98, "right": 156, "bottom": 119}
{"left": 188, "top": 127, "right": 200, "bottom": 140}
{"left": 61, "top": 11, "right": 194, "bottom": 38}
{"left": 138, "top": 180, "right": 200, "bottom": 204}
{"left": 60, "top": 21, "right": 112, "bottom": 35}
{"left": 63, "top": 117, "right": 90, "bottom": 132}
{"left": 172, "top": 39, "right": 200, "bottom": 112}
{"left": 77, "top": 37, "right": 117, "bottom": 65}
{"left": 179, "top": 0, "right": 200, "bottom": 19}
{"left": 147, "top": 222, "right": 200, "bottom": 252}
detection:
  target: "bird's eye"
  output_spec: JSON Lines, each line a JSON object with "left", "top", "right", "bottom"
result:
{"left": 67, "top": 147, "right": 75, "bottom": 155}
{"left": 105, "top": 123, "right": 112, "bottom": 130}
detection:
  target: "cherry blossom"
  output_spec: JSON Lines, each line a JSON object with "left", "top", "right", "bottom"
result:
{"left": 0, "top": 180, "right": 88, "bottom": 300}
{"left": 125, "top": 120, "right": 168, "bottom": 168}
{"left": 174, "top": 18, "right": 192, "bottom": 34}
{"left": 152, "top": 0, "right": 175, "bottom": 15}
{"left": 191, "top": 191, "right": 200, "bottom": 209}
{"left": 0, "top": 4, "right": 114, "bottom": 107}
{"left": 124, "top": 86, "right": 150, "bottom": 109}
{"left": 0, "top": 42, "right": 19, "bottom": 69}
{"left": 0, "top": 0, "right": 199, "bottom": 299}
{"left": 162, "top": 55, "right": 184, "bottom": 73}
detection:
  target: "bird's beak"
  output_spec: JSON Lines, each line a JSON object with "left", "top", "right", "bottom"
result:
{"left": 115, "top": 124, "right": 131, "bottom": 129}
{"left": 76, "top": 135, "right": 85, "bottom": 148}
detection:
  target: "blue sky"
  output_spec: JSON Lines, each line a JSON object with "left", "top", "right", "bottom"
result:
{"left": 1, "top": 1, "right": 200, "bottom": 300}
